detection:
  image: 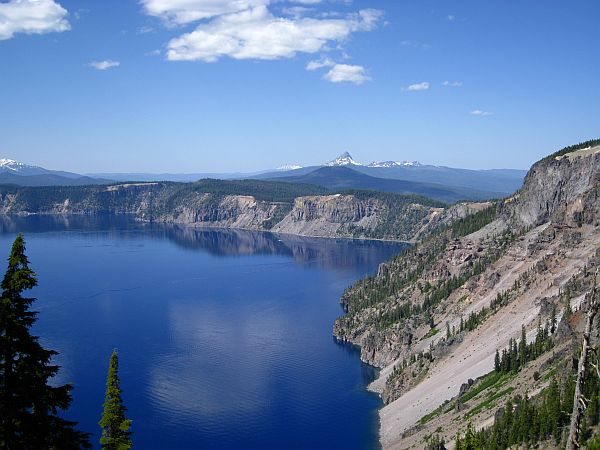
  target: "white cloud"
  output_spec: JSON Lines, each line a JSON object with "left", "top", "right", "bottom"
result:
{"left": 166, "top": 6, "right": 382, "bottom": 62}
{"left": 470, "top": 109, "right": 493, "bottom": 116}
{"left": 442, "top": 80, "right": 462, "bottom": 87}
{"left": 447, "top": 15, "right": 455, "bottom": 21}
{"left": 404, "top": 81, "right": 429, "bottom": 91}
{"left": 323, "top": 64, "right": 370, "bottom": 84}
{"left": 306, "top": 57, "right": 334, "bottom": 71}
{"left": 0, "top": 0, "right": 70, "bottom": 40}
{"left": 140, "top": 0, "right": 271, "bottom": 25}
{"left": 88, "top": 60, "right": 120, "bottom": 70}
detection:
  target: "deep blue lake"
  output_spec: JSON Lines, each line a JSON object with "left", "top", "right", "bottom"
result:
{"left": 0, "top": 215, "right": 405, "bottom": 450}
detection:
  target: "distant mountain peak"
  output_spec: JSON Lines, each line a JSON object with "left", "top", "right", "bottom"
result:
{"left": 0, "top": 158, "right": 37, "bottom": 172}
{"left": 326, "top": 152, "right": 362, "bottom": 167}
{"left": 368, "top": 160, "right": 423, "bottom": 168}
{"left": 277, "top": 164, "right": 303, "bottom": 171}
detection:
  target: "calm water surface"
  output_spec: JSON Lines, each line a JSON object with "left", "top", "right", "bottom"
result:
{"left": 0, "top": 215, "right": 406, "bottom": 450}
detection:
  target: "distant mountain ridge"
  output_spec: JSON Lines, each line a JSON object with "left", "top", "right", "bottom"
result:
{"left": 258, "top": 152, "right": 526, "bottom": 198}
{"left": 267, "top": 166, "right": 503, "bottom": 203}
{"left": 0, "top": 158, "right": 112, "bottom": 186}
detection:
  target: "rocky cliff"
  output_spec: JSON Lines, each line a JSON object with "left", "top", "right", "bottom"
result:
{"left": 333, "top": 142, "right": 600, "bottom": 449}
{"left": 508, "top": 145, "right": 600, "bottom": 228}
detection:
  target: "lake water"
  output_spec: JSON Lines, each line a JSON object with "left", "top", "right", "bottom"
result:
{"left": 0, "top": 215, "right": 406, "bottom": 450}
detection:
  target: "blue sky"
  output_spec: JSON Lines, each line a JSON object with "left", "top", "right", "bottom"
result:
{"left": 1, "top": 0, "right": 599, "bottom": 173}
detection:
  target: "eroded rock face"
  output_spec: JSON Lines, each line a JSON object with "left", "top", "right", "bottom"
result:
{"left": 158, "top": 194, "right": 280, "bottom": 230}
{"left": 271, "top": 194, "right": 385, "bottom": 238}
{"left": 288, "top": 195, "right": 377, "bottom": 223}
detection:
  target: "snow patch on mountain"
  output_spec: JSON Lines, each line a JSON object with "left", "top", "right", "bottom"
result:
{"left": 0, "top": 158, "right": 37, "bottom": 172}
{"left": 368, "top": 160, "right": 423, "bottom": 168}
{"left": 277, "top": 164, "right": 303, "bottom": 171}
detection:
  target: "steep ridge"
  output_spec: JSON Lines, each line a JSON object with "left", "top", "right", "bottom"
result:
{"left": 333, "top": 141, "right": 600, "bottom": 448}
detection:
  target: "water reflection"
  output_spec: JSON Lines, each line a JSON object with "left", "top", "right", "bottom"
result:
{"left": 0, "top": 214, "right": 407, "bottom": 272}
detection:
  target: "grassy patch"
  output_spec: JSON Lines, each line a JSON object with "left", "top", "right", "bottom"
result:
{"left": 460, "top": 371, "right": 514, "bottom": 404}
{"left": 418, "top": 400, "right": 450, "bottom": 426}
{"left": 465, "top": 387, "right": 515, "bottom": 420}
{"left": 543, "top": 367, "right": 557, "bottom": 381}
{"left": 416, "top": 372, "right": 514, "bottom": 426}
{"left": 423, "top": 327, "right": 439, "bottom": 340}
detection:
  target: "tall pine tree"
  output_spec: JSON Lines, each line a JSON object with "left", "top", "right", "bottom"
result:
{"left": 0, "top": 234, "right": 90, "bottom": 449}
{"left": 99, "top": 349, "right": 132, "bottom": 450}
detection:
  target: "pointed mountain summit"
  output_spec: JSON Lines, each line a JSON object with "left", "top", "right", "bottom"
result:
{"left": 325, "top": 152, "right": 362, "bottom": 167}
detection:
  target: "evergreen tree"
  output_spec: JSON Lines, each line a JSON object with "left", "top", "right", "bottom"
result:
{"left": 99, "top": 349, "right": 132, "bottom": 450}
{"left": 0, "top": 234, "right": 90, "bottom": 449}
{"left": 550, "top": 303, "right": 557, "bottom": 334}
{"left": 518, "top": 325, "right": 527, "bottom": 368}
{"left": 494, "top": 349, "right": 501, "bottom": 372}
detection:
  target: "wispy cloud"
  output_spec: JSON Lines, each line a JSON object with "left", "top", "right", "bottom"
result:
{"left": 0, "top": 0, "right": 70, "bottom": 40}
{"left": 447, "top": 15, "right": 456, "bottom": 21}
{"left": 400, "top": 40, "right": 431, "bottom": 50}
{"left": 88, "top": 60, "right": 120, "bottom": 70}
{"left": 470, "top": 109, "right": 493, "bottom": 116}
{"left": 442, "top": 80, "right": 463, "bottom": 87}
{"left": 404, "top": 81, "right": 430, "bottom": 91}
{"left": 137, "top": 25, "right": 154, "bottom": 34}
{"left": 323, "top": 64, "right": 370, "bottom": 85}
{"left": 140, "top": 0, "right": 270, "bottom": 25}
{"left": 306, "top": 57, "right": 335, "bottom": 71}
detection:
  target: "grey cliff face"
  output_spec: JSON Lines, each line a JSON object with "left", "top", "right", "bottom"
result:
{"left": 509, "top": 146, "right": 600, "bottom": 228}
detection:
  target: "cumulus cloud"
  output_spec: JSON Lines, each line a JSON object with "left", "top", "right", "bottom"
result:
{"left": 442, "top": 80, "right": 462, "bottom": 87}
{"left": 404, "top": 81, "right": 429, "bottom": 91}
{"left": 165, "top": 5, "right": 382, "bottom": 62}
{"left": 88, "top": 60, "right": 120, "bottom": 70}
{"left": 323, "top": 64, "right": 370, "bottom": 84}
{"left": 0, "top": 0, "right": 70, "bottom": 40}
{"left": 470, "top": 109, "right": 493, "bottom": 116}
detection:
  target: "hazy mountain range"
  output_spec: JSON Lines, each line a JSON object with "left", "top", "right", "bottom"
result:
{"left": 0, "top": 153, "right": 527, "bottom": 203}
